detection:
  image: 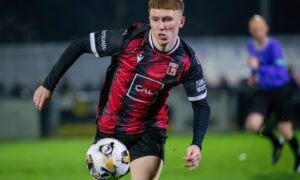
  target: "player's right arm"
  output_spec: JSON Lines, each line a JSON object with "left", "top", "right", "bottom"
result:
{"left": 246, "top": 41, "right": 259, "bottom": 86}
{"left": 33, "top": 30, "right": 125, "bottom": 111}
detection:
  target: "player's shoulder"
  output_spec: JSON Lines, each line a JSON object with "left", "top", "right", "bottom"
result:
{"left": 180, "top": 39, "right": 201, "bottom": 66}
{"left": 123, "top": 23, "right": 150, "bottom": 40}
{"left": 268, "top": 36, "right": 282, "bottom": 47}
{"left": 120, "top": 23, "right": 150, "bottom": 51}
{"left": 179, "top": 39, "right": 204, "bottom": 78}
{"left": 247, "top": 38, "right": 255, "bottom": 47}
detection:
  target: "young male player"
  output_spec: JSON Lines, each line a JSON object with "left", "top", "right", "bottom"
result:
{"left": 245, "top": 15, "right": 300, "bottom": 172}
{"left": 33, "top": 0, "right": 210, "bottom": 179}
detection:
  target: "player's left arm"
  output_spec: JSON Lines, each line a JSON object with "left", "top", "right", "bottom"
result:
{"left": 246, "top": 41, "right": 259, "bottom": 86}
{"left": 182, "top": 57, "right": 211, "bottom": 170}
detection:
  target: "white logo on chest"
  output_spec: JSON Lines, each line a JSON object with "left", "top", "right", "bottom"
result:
{"left": 135, "top": 85, "right": 158, "bottom": 96}
{"left": 127, "top": 74, "right": 165, "bottom": 104}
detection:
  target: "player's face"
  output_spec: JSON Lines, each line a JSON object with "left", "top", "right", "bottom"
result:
{"left": 149, "top": 9, "right": 185, "bottom": 48}
{"left": 249, "top": 20, "right": 269, "bottom": 42}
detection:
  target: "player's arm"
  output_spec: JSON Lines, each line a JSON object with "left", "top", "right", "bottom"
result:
{"left": 33, "top": 30, "right": 125, "bottom": 111}
{"left": 246, "top": 42, "right": 259, "bottom": 86}
{"left": 182, "top": 57, "right": 210, "bottom": 170}
{"left": 247, "top": 57, "right": 258, "bottom": 86}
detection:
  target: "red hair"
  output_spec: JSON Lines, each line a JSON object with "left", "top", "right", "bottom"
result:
{"left": 148, "top": 0, "right": 184, "bottom": 13}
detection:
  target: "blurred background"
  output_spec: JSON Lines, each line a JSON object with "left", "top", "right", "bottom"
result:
{"left": 1, "top": 0, "right": 300, "bottom": 179}
{"left": 1, "top": 0, "right": 300, "bottom": 139}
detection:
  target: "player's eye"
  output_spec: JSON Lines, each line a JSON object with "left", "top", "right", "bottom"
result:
{"left": 163, "top": 17, "right": 173, "bottom": 22}
{"left": 152, "top": 17, "right": 159, "bottom": 22}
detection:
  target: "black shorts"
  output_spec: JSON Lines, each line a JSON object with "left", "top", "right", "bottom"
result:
{"left": 94, "top": 130, "right": 166, "bottom": 162}
{"left": 249, "top": 83, "right": 294, "bottom": 122}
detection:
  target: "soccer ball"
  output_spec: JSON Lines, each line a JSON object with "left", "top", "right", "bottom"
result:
{"left": 86, "top": 138, "right": 130, "bottom": 180}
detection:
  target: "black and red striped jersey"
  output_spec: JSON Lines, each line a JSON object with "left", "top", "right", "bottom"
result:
{"left": 89, "top": 24, "right": 207, "bottom": 139}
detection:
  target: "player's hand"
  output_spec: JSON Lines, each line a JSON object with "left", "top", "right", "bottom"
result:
{"left": 33, "top": 86, "right": 52, "bottom": 111}
{"left": 247, "top": 76, "right": 257, "bottom": 87}
{"left": 183, "top": 145, "right": 201, "bottom": 171}
{"left": 248, "top": 57, "right": 259, "bottom": 70}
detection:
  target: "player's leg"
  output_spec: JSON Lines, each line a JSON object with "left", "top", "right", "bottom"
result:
{"left": 130, "top": 156, "right": 162, "bottom": 180}
{"left": 275, "top": 85, "right": 300, "bottom": 172}
{"left": 245, "top": 89, "right": 266, "bottom": 132}
{"left": 245, "top": 112, "right": 264, "bottom": 132}
{"left": 129, "top": 131, "right": 166, "bottom": 180}
{"left": 153, "top": 160, "right": 164, "bottom": 180}
{"left": 246, "top": 90, "right": 283, "bottom": 164}
{"left": 278, "top": 121, "right": 300, "bottom": 172}
{"left": 246, "top": 112, "right": 283, "bottom": 164}
{"left": 278, "top": 121, "right": 294, "bottom": 140}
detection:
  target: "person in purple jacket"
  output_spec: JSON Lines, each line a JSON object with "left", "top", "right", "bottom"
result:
{"left": 245, "top": 15, "right": 300, "bottom": 172}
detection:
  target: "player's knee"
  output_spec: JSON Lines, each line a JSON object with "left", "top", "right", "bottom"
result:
{"left": 245, "top": 122, "right": 258, "bottom": 132}
{"left": 280, "top": 130, "right": 294, "bottom": 141}
{"left": 245, "top": 113, "right": 263, "bottom": 132}
{"left": 245, "top": 119, "right": 260, "bottom": 132}
{"left": 278, "top": 122, "right": 294, "bottom": 140}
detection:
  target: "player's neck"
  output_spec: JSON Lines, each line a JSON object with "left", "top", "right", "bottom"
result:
{"left": 151, "top": 32, "right": 178, "bottom": 53}
{"left": 255, "top": 37, "right": 269, "bottom": 48}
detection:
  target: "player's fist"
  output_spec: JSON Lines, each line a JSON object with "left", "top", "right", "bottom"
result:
{"left": 247, "top": 76, "right": 257, "bottom": 87}
{"left": 33, "top": 86, "right": 52, "bottom": 111}
{"left": 183, "top": 145, "right": 201, "bottom": 171}
{"left": 248, "top": 57, "right": 259, "bottom": 70}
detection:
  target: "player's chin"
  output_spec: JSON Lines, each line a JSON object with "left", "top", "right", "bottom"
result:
{"left": 157, "top": 40, "right": 170, "bottom": 47}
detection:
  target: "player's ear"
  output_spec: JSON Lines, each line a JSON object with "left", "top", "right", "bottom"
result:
{"left": 266, "top": 25, "right": 269, "bottom": 34}
{"left": 179, "top": 16, "right": 185, "bottom": 28}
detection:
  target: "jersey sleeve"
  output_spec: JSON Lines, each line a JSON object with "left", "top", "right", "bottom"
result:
{"left": 272, "top": 40, "right": 285, "bottom": 66}
{"left": 89, "top": 30, "right": 125, "bottom": 57}
{"left": 182, "top": 57, "right": 207, "bottom": 101}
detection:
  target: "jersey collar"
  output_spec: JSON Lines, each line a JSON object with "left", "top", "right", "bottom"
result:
{"left": 149, "top": 30, "right": 180, "bottom": 55}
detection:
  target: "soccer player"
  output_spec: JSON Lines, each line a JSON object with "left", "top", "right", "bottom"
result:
{"left": 33, "top": 0, "right": 210, "bottom": 179}
{"left": 245, "top": 15, "right": 300, "bottom": 172}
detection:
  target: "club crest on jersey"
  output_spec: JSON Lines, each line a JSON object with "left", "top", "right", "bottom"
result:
{"left": 167, "top": 62, "right": 178, "bottom": 76}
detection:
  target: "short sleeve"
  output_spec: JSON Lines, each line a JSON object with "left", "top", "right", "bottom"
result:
{"left": 183, "top": 57, "right": 207, "bottom": 101}
{"left": 272, "top": 40, "right": 284, "bottom": 58}
{"left": 272, "top": 40, "right": 285, "bottom": 66}
{"left": 89, "top": 30, "right": 125, "bottom": 57}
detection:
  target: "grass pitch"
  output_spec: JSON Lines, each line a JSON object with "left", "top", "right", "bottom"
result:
{"left": 0, "top": 133, "right": 300, "bottom": 180}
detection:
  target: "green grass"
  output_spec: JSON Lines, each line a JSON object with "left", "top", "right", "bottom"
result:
{"left": 0, "top": 133, "right": 300, "bottom": 180}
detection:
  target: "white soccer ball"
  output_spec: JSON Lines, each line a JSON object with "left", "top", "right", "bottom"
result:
{"left": 86, "top": 138, "right": 130, "bottom": 180}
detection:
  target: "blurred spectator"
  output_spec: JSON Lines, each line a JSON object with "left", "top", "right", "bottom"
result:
{"left": 288, "top": 65, "right": 300, "bottom": 90}
{"left": 40, "top": 100, "right": 52, "bottom": 138}
{"left": 10, "top": 79, "right": 23, "bottom": 97}
{"left": 57, "top": 77, "right": 74, "bottom": 95}
{"left": 10, "top": 79, "right": 31, "bottom": 99}
{"left": 82, "top": 81, "right": 97, "bottom": 92}
{"left": 0, "top": 80, "right": 4, "bottom": 96}
{"left": 218, "top": 76, "right": 230, "bottom": 94}
{"left": 37, "top": 79, "right": 52, "bottom": 138}
{"left": 236, "top": 78, "right": 255, "bottom": 131}
{"left": 57, "top": 77, "right": 77, "bottom": 123}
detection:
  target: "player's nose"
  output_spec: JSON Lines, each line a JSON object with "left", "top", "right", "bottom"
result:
{"left": 158, "top": 21, "right": 166, "bottom": 30}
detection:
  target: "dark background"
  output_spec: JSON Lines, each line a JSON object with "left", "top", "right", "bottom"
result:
{"left": 1, "top": 0, "right": 300, "bottom": 42}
